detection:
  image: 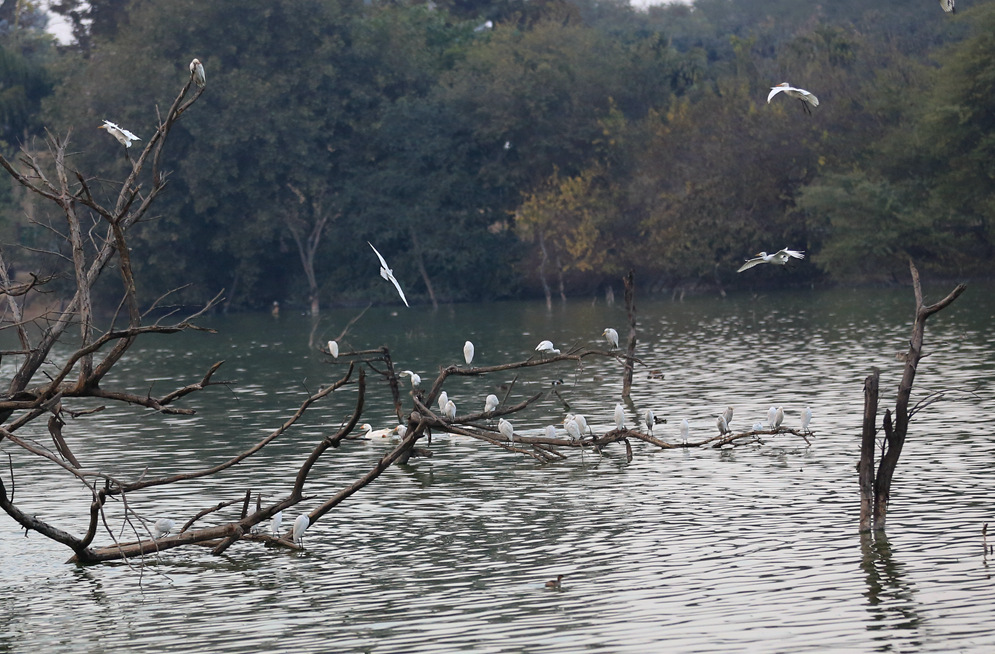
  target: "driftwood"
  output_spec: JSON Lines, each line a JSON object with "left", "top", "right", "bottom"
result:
{"left": 858, "top": 260, "right": 966, "bottom": 532}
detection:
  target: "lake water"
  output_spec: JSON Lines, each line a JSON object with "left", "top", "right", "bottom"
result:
{"left": 2, "top": 284, "right": 994, "bottom": 652}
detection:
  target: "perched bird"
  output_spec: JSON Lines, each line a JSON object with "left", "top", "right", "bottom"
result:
{"left": 189, "top": 58, "right": 206, "bottom": 87}
{"left": 767, "top": 82, "right": 819, "bottom": 114}
{"left": 801, "top": 407, "right": 813, "bottom": 434}
{"left": 293, "top": 514, "right": 309, "bottom": 546}
{"left": 535, "top": 340, "right": 560, "bottom": 356}
{"left": 752, "top": 421, "right": 765, "bottom": 432}
{"left": 774, "top": 406, "right": 784, "bottom": 430}
{"left": 99, "top": 120, "right": 141, "bottom": 148}
{"left": 152, "top": 518, "right": 175, "bottom": 539}
{"left": 438, "top": 391, "right": 449, "bottom": 413}
{"left": 327, "top": 340, "right": 339, "bottom": 358}
{"left": 602, "top": 327, "right": 619, "bottom": 350}
{"left": 737, "top": 248, "right": 806, "bottom": 272}
{"left": 444, "top": 399, "right": 457, "bottom": 421}
{"left": 545, "top": 574, "right": 564, "bottom": 588}
{"left": 614, "top": 402, "right": 625, "bottom": 430}
{"left": 463, "top": 340, "right": 475, "bottom": 365}
{"left": 680, "top": 418, "right": 689, "bottom": 445}
{"left": 399, "top": 370, "right": 421, "bottom": 388}
{"left": 767, "top": 406, "right": 778, "bottom": 429}
{"left": 368, "top": 242, "right": 409, "bottom": 307}
{"left": 544, "top": 425, "right": 557, "bottom": 440}
{"left": 484, "top": 394, "right": 500, "bottom": 413}
{"left": 717, "top": 414, "right": 731, "bottom": 435}
{"left": 271, "top": 511, "right": 283, "bottom": 538}
{"left": 564, "top": 417, "right": 582, "bottom": 442}
{"left": 722, "top": 406, "right": 734, "bottom": 429}
{"left": 498, "top": 418, "right": 515, "bottom": 442}
{"left": 395, "top": 424, "right": 408, "bottom": 439}
{"left": 940, "top": 0, "right": 955, "bottom": 13}
{"left": 574, "top": 414, "right": 589, "bottom": 436}
{"left": 643, "top": 408, "right": 655, "bottom": 436}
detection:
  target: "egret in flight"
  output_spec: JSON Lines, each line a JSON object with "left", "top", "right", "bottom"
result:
{"left": 189, "top": 58, "right": 206, "bottom": 87}
{"left": 99, "top": 120, "right": 141, "bottom": 148}
{"left": 368, "top": 242, "right": 409, "bottom": 307}
{"left": 767, "top": 83, "right": 819, "bottom": 114}
{"left": 327, "top": 340, "right": 339, "bottom": 358}
{"left": 463, "top": 340, "right": 475, "bottom": 365}
{"left": 737, "top": 248, "right": 805, "bottom": 273}
{"left": 498, "top": 418, "right": 515, "bottom": 442}
{"left": 603, "top": 328, "right": 619, "bottom": 350}
{"left": 940, "top": 0, "right": 955, "bottom": 13}
{"left": 535, "top": 340, "right": 560, "bottom": 356}
{"left": 484, "top": 394, "right": 499, "bottom": 413}
{"left": 152, "top": 518, "right": 175, "bottom": 539}
{"left": 293, "top": 514, "right": 309, "bottom": 547}
{"left": 271, "top": 511, "right": 283, "bottom": 538}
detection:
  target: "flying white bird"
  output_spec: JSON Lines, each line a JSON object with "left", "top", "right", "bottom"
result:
{"left": 643, "top": 408, "right": 655, "bottom": 436}
{"left": 438, "top": 391, "right": 449, "bottom": 413}
{"left": 767, "top": 82, "right": 819, "bottom": 114}
{"left": 717, "top": 414, "right": 731, "bottom": 435}
{"left": 498, "top": 418, "right": 515, "bottom": 442}
{"left": 444, "top": 399, "right": 457, "bottom": 421}
{"left": 614, "top": 402, "right": 625, "bottom": 430}
{"left": 722, "top": 406, "right": 734, "bottom": 429}
{"left": 271, "top": 511, "right": 283, "bottom": 538}
{"left": 767, "top": 406, "right": 778, "bottom": 429}
{"left": 940, "top": 0, "right": 955, "bottom": 13}
{"left": 368, "top": 242, "right": 409, "bottom": 307}
{"left": 293, "top": 514, "right": 309, "bottom": 546}
{"left": 463, "top": 340, "right": 474, "bottom": 365}
{"left": 484, "top": 394, "right": 499, "bottom": 413}
{"left": 774, "top": 406, "right": 784, "bottom": 430}
{"left": 399, "top": 370, "right": 421, "bottom": 388}
{"left": 737, "top": 248, "right": 806, "bottom": 272}
{"left": 602, "top": 327, "right": 619, "bottom": 350}
{"left": 535, "top": 340, "right": 560, "bottom": 356}
{"left": 189, "top": 58, "right": 206, "bottom": 87}
{"left": 327, "top": 340, "right": 339, "bottom": 358}
{"left": 99, "top": 120, "right": 141, "bottom": 148}
{"left": 801, "top": 407, "right": 813, "bottom": 433}
{"left": 680, "top": 418, "right": 689, "bottom": 444}
{"left": 152, "top": 518, "right": 175, "bottom": 539}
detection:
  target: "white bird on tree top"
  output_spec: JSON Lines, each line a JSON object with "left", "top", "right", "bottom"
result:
{"left": 99, "top": 120, "right": 141, "bottom": 148}
{"left": 189, "top": 58, "right": 206, "bottom": 87}
{"left": 737, "top": 248, "right": 805, "bottom": 273}
{"left": 767, "top": 83, "right": 819, "bottom": 114}
{"left": 368, "top": 242, "right": 409, "bottom": 307}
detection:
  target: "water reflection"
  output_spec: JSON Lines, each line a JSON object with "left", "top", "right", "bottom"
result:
{"left": 860, "top": 531, "right": 923, "bottom": 647}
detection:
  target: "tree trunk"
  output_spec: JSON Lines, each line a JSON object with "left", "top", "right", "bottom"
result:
{"left": 622, "top": 270, "right": 636, "bottom": 398}
{"left": 858, "top": 370, "right": 879, "bottom": 532}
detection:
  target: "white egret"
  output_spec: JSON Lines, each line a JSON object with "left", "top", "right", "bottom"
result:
{"left": 463, "top": 340, "right": 475, "bottom": 365}
{"left": 767, "top": 82, "right": 819, "bottom": 114}
{"left": 498, "top": 418, "right": 514, "bottom": 442}
{"left": 643, "top": 408, "right": 655, "bottom": 436}
{"left": 438, "top": 391, "right": 449, "bottom": 413}
{"left": 574, "top": 413, "right": 589, "bottom": 436}
{"left": 189, "top": 58, "right": 206, "bottom": 87}
{"left": 614, "top": 402, "right": 625, "bottom": 430}
{"left": 293, "top": 514, "right": 309, "bottom": 546}
{"left": 544, "top": 425, "right": 557, "bottom": 440}
{"left": 680, "top": 418, "right": 689, "bottom": 444}
{"left": 737, "top": 248, "right": 806, "bottom": 272}
{"left": 752, "top": 421, "right": 765, "bottom": 432}
{"left": 152, "top": 518, "right": 175, "bottom": 539}
{"left": 940, "top": 0, "right": 955, "bottom": 13}
{"left": 717, "top": 414, "right": 731, "bottom": 435}
{"left": 602, "top": 327, "right": 619, "bottom": 350}
{"left": 395, "top": 424, "right": 408, "bottom": 438}
{"left": 271, "top": 510, "right": 283, "bottom": 538}
{"left": 99, "top": 120, "right": 140, "bottom": 148}
{"left": 327, "top": 340, "right": 339, "bottom": 358}
{"left": 801, "top": 407, "right": 813, "bottom": 433}
{"left": 399, "top": 370, "right": 421, "bottom": 388}
{"left": 444, "top": 399, "right": 457, "bottom": 421}
{"left": 564, "top": 417, "right": 582, "bottom": 442}
{"left": 359, "top": 423, "right": 397, "bottom": 439}
{"left": 767, "top": 406, "right": 778, "bottom": 429}
{"left": 535, "top": 340, "right": 560, "bottom": 356}
{"left": 484, "top": 394, "right": 499, "bottom": 413}
{"left": 722, "top": 406, "right": 734, "bottom": 429}
{"left": 368, "top": 241, "right": 409, "bottom": 307}
{"left": 774, "top": 406, "right": 784, "bottom": 430}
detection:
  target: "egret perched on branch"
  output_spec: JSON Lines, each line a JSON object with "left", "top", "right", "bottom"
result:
{"left": 801, "top": 407, "right": 813, "bottom": 433}
{"left": 438, "top": 391, "right": 449, "bottom": 413}
{"left": 99, "top": 120, "right": 141, "bottom": 148}
{"left": 368, "top": 242, "right": 409, "bottom": 307}
{"left": 737, "top": 248, "right": 805, "bottom": 273}
{"left": 564, "top": 417, "right": 582, "bottom": 442}
{"left": 767, "top": 82, "right": 819, "bottom": 114}
{"left": 152, "top": 518, "right": 175, "bottom": 539}
{"left": 767, "top": 406, "right": 778, "bottom": 429}
{"left": 484, "top": 394, "right": 499, "bottom": 413}
{"left": 399, "top": 370, "right": 421, "bottom": 388}
{"left": 603, "top": 327, "right": 619, "bottom": 350}
{"left": 327, "top": 340, "right": 339, "bottom": 358}
{"left": 544, "top": 425, "right": 557, "bottom": 440}
{"left": 293, "top": 514, "right": 309, "bottom": 546}
{"left": 189, "top": 58, "right": 206, "bottom": 87}
{"left": 535, "top": 340, "right": 560, "bottom": 356}
{"left": 574, "top": 414, "right": 589, "bottom": 436}
{"left": 614, "top": 403, "right": 625, "bottom": 430}
{"left": 643, "top": 408, "right": 655, "bottom": 436}
{"left": 717, "top": 414, "right": 731, "bottom": 435}
{"left": 443, "top": 399, "right": 457, "bottom": 421}
{"left": 463, "top": 340, "right": 475, "bottom": 365}
{"left": 498, "top": 418, "right": 514, "bottom": 442}
{"left": 722, "top": 406, "right": 734, "bottom": 429}
{"left": 271, "top": 511, "right": 283, "bottom": 538}
{"left": 680, "top": 418, "right": 689, "bottom": 444}
{"left": 774, "top": 406, "right": 784, "bottom": 430}
{"left": 940, "top": 0, "right": 955, "bottom": 13}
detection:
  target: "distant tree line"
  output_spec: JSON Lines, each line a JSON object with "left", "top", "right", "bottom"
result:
{"left": 1, "top": 0, "right": 992, "bottom": 311}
